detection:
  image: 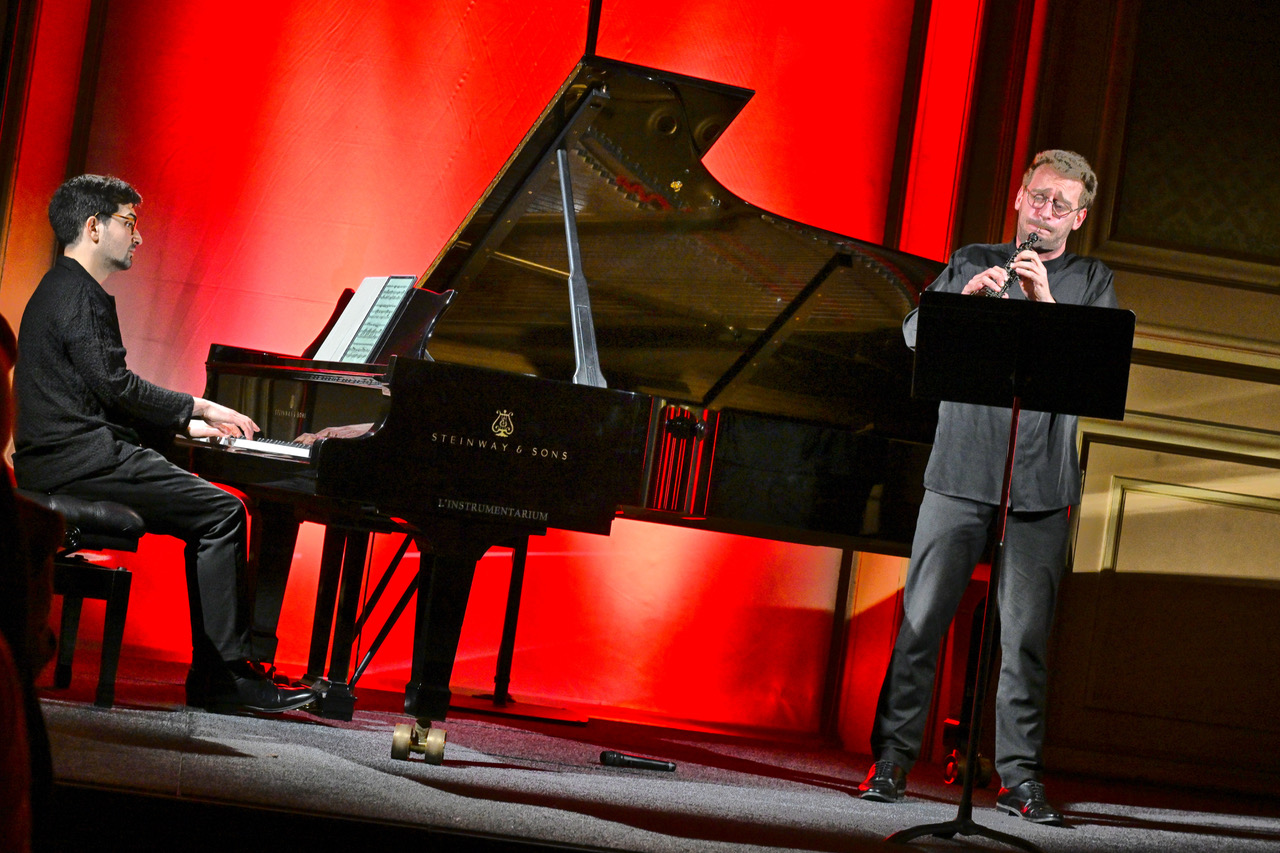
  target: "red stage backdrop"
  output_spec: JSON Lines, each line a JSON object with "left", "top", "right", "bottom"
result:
{"left": 7, "top": 0, "right": 989, "bottom": 736}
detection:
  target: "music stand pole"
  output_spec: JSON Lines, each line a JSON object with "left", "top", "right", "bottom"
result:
{"left": 886, "top": 391, "right": 1043, "bottom": 853}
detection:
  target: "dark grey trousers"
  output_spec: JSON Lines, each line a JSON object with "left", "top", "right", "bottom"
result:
{"left": 870, "top": 489, "right": 1070, "bottom": 789}
{"left": 55, "top": 447, "right": 251, "bottom": 666}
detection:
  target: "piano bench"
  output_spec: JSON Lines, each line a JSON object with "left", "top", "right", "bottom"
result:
{"left": 18, "top": 490, "right": 144, "bottom": 709}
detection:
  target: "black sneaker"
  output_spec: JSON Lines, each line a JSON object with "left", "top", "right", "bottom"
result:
{"left": 996, "top": 780, "right": 1065, "bottom": 825}
{"left": 858, "top": 759, "right": 908, "bottom": 802}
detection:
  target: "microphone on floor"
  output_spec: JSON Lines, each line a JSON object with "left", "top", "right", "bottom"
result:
{"left": 600, "top": 751, "right": 676, "bottom": 772}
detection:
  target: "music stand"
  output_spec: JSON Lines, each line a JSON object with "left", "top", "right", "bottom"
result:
{"left": 888, "top": 291, "right": 1134, "bottom": 851}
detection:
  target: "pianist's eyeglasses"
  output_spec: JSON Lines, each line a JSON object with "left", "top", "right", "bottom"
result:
{"left": 1024, "top": 191, "right": 1083, "bottom": 218}
{"left": 106, "top": 212, "right": 138, "bottom": 233}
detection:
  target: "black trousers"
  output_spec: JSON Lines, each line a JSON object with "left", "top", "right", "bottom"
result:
{"left": 55, "top": 447, "right": 251, "bottom": 666}
{"left": 870, "top": 489, "right": 1070, "bottom": 789}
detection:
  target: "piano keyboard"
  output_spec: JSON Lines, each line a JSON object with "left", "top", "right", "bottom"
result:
{"left": 201, "top": 435, "right": 313, "bottom": 459}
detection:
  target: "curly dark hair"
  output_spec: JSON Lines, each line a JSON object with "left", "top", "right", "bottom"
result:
{"left": 48, "top": 174, "right": 141, "bottom": 246}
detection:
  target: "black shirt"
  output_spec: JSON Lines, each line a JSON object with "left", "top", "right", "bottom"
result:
{"left": 902, "top": 242, "right": 1118, "bottom": 511}
{"left": 13, "top": 257, "right": 194, "bottom": 492}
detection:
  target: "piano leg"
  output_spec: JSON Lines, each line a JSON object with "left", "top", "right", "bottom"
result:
{"left": 492, "top": 535, "right": 530, "bottom": 706}
{"left": 304, "top": 527, "right": 348, "bottom": 684}
{"left": 308, "top": 527, "right": 368, "bottom": 720}
{"left": 318, "top": 530, "right": 368, "bottom": 719}
{"left": 403, "top": 546, "right": 479, "bottom": 720}
{"left": 246, "top": 500, "right": 300, "bottom": 665}
{"left": 393, "top": 534, "right": 483, "bottom": 764}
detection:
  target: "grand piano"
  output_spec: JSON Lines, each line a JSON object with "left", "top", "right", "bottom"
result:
{"left": 176, "top": 56, "right": 943, "bottom": 761}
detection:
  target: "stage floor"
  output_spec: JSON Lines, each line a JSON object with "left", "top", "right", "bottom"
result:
{"left": 37, "top": 662, "right": 1280, "bottom": 853}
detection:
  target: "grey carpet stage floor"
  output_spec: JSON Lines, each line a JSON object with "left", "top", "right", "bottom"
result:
{"left": 38, "top": 662, "right": 1280, "bottom": 853}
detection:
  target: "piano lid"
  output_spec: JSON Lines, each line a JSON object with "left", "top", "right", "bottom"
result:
{"left": 417, "top": 57, "right": 943, "bottom": 440}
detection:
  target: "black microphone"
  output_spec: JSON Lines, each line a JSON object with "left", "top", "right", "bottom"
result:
{"left": 600, "top": 750, "right": 676, "bottom": 771}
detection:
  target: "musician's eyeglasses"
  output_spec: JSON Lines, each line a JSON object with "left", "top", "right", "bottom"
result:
{"left": 106, "top": 213, "right": 138, "bottom": 233}
{"left": 1025, "top": 190, "right": 1083, "bottom": 218}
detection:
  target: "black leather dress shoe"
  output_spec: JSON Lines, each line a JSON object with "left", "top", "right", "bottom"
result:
{"left": 184, "top": 665, "right": 209, "bottom": 707}
{"left": 996, "top": 780, "right": 1065, "bottom": 825}
{"left": 188, "top": 660, "right": 316, "bottom": 714}
{"left": 858, "top": 760, "right": 908, "bottom": 802}
{"left": 186, "top": 660, "right": 301, "bottom": 704}
{"left": 247, "top": 659, "right": 301, "bottom": 687}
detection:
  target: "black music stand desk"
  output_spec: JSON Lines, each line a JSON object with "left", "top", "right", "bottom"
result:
{"left": 889, "top": 290, "right": 1134, "bottom": 851}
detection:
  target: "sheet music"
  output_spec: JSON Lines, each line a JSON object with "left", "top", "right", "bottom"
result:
{"left": 341, "top": 276, "right": 415, "bottom": 362}
{"left": 313, "top": 275, "right": 416, "bottom": 362}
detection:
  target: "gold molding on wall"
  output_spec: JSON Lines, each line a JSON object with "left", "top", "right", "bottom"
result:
{"left": 1098, "top": 476, "right": 1280, "bottom": 576}
{"left": 1082, "top": 2, "right": 1280, "bottom": 283}
{"left": 1130, "top": 326, "right": 1280, "bottom": 385}
{"left": 1093, "top": 240, "right": 1280, "bottom": 295}
{"left": 1134, "top": 326, "right": 1280, "bottom": 369}
{"left": 1075, "top": 415, "right": 1280, "bottom": 582}
{"left": 1038, "top": 0, "right": 1280, "bottom": 794}
{"left": 1081, "top": 412, "right": 1280, "bottom": 472}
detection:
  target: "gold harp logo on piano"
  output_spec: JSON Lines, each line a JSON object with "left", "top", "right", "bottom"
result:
{"left": 492, "top": 410, "right": 515, "bottom": 438}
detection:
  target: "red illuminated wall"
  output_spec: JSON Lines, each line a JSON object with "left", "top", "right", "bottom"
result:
{"left": 898, "top": 0, "right": 987, "bottom": 261}
{"left": 2, "top": 0, "right": 988, "bottom": 738}
{"left": 0, "top": 1, "right": 94, "bottom": 325}
{"left": 69, "top": 0, "right": 930, "bottom": 398}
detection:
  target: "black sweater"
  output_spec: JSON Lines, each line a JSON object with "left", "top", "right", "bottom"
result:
{"left": 13, "top": 257, "right": 193, "bottom": 492}
{"left": 902, "top": 242, "right": 1118, "bottom": 511}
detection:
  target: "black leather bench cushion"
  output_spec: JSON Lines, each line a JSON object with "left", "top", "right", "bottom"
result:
{"left": 16, "top": 490, "right": 146, "bottom": 540}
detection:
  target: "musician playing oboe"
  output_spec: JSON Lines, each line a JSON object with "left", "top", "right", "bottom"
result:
{"left": 857, "top": 150, "right": 1118, "bottom": 825}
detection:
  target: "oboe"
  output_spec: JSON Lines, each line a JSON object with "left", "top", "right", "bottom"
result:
{"left": 983, "top": 233, "right": 1039, "bottom": 297}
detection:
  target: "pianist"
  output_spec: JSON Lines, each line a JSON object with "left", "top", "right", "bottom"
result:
{"left": 11, "top": 174, "right": 315, "bottom": 715}
{"left": 858, "top": 150, "right": 1118, "bottom": 825}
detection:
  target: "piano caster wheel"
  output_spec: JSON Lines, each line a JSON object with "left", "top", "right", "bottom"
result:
{"left": 943, "top": 750, "right": 993, "bottom": 788}
{"left": 390, "top": 721, "right": 447, "bottom": 764}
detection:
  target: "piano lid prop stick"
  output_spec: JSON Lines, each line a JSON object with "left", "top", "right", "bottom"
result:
{"left": 557, "top": 147, "right": 608, "bottom": 389}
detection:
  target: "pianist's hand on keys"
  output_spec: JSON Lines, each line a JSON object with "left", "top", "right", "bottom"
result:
{"left": 188, "top": 417, "right": 235, "bottom": 439}
{"left": 186, "top": 420, "right": 313, "bottom": 459}
{"left": 294, "top": 423, "right": 375, "bottom": 445}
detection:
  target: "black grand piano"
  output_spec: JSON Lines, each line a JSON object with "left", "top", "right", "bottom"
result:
{"left": 175, "top": 56, "right": 942, "bottom": 761}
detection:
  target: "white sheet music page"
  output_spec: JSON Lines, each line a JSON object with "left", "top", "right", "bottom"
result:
{"left": 311, "top": 275, "right": 414, "bottom": 364}
{"left": 339, "top": 275, "right": 416, "bottom": 362}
